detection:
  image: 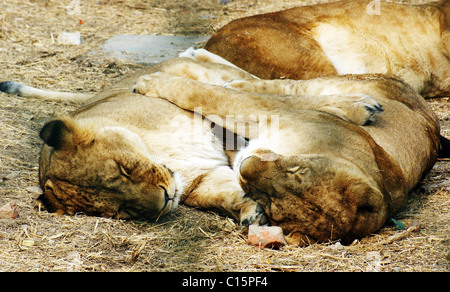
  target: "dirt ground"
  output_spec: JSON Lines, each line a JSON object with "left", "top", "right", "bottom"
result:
{"left": 0, "top": 0, "right": 448, "bottom": 272}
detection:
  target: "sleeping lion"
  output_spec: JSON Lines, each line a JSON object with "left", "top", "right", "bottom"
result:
{"left": 0, "top": 58, "right": 266, "bottom": 226}
{"left": 205, "top": 0, "right": 450, "bottom": 98}
{"left": 0, "top": 50, "right": 445, "bottom": 245}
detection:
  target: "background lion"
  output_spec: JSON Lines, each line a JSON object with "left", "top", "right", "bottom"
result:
{"left": 205, "top": 0, "right": 450, "bottom": 98}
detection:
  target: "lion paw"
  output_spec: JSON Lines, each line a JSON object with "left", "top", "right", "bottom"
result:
{"left": 240, "top": 202, "right": 268, "bottom": 226}
{"left": 133, "top": 72, "right": 173, "bottom": 97}
{"left": 354, "top": 94, "right": 384, "bottom": 125}
{"left": 320, "top": 94, "right": 383, "bottom": 126}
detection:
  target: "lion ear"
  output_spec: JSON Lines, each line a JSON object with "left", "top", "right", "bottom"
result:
{"left": 40, "top": 119, "right": 76, "bottom": 150}
{"left": 239, "top": 155, "right": 272, "bottom": 181}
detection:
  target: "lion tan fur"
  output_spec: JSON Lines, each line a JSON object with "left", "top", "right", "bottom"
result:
{"left": 205, "top": 0, "right": 450, "bottom": 98}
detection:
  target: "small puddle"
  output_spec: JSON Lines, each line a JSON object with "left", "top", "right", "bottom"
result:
{"left": 99, "top": 35, "right": 210, "bottom": 65}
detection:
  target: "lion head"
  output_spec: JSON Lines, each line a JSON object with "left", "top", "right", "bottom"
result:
{"left": 237, "top": 150, "right": 389, "bottom": 245}
{"left": 37, "top": 117, "right": 182, "bottom": 220}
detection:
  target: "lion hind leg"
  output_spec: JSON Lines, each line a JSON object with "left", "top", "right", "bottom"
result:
{"left": 225, "top": 79, "right": 384, "bottom": 126}
{"left": 153, "top": 57, "right": 256, "bottom": 86}
{"left": 179, "top": 47, "right": 260, "bottom": 79}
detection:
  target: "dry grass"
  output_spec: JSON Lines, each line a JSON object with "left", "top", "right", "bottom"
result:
{"left": 0, "top": 0, "right": 448, "bottom": 272}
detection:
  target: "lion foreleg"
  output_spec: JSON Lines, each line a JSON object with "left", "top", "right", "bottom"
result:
{"left": 182, "top": 166, "right": 266, "bottom": 225}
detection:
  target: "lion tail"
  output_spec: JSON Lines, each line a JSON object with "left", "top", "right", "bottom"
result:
{"left": 439, "top": 135, "right": 450, "bottom": 158}
{"left": 0, "top": 81, "right": 92, "bottom": 103}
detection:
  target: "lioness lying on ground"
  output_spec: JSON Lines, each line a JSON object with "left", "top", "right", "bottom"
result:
{"left": 0, "top": 58, "right": 267, "bottom": 225}
{"left": 205, "top": 0, "right": 450, "bottom": 98}
{"left": 133, "top": 50, "right": 442, "bottom": 245}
